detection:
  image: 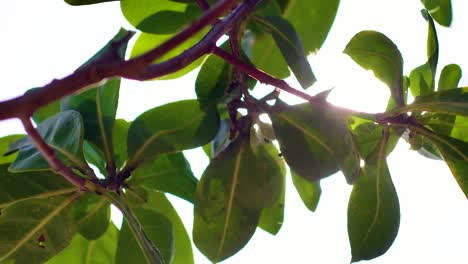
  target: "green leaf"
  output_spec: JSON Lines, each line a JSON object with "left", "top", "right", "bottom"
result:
{"left": 409, "top": 10, "right": 439, "bottom": 97}
{"left": 113, "top": 119, "right": 131, "bottom": 170}
{"left": 137, "top": 5, "right": 202, "bottom": 34}
{"left": 9, "top": 111, "right": 88, "bottom": 173}
{"left": 291, "top": 171, "right": 321, "bottom": 212}
{"left": 83, "top": 141, "right": 107, "bottom": 176}
{"left": 253, "top": 16, "right": 316, "bottom": 88}
{"left": 348, "top": 129, "right": 400, "bottom": 262}
{"left": 116, "top": 208, "right": 174, "bottom": 264}
{"left": 411, "top": 125, "right": 468, "bottom": 198}
{"left": 270, "top": 101, "right": 360, "bottom": 184}
{"left": 250, "top": 29, "right": 290, "bottom": 79}
{"left": 0, "top": 135, "right": 25, "bottom": 165}
{"left": 196, "top": 42, "right": 257, "bottom": 104}
{"left": 47, "top": 223, "right": 118, "bottom": 264}
{"left": 129, "top": 152, "right": 198, "bottom": 203}
{"left": 451, "top": 116, "right": 468, "bottom": 143}
{"left": 65, "top": 0, "right": 117, "bottom": 5}
{"left": 193, "top": 148, "right": 260, "bottom": 261}
{"left": 438, "top": 64, "right": 462, "bottom": 91}
{"left": 141, "top": 191, "right": 194, "bottom": 264}
{"left": 61, "top": 78, "right": 120, "bottom": 172}
{"left": 0, "top": 194, "right": 79, "bottom": 264}
{"left": 127, "top": 99, "right": 220, "bottom": 167}
{"left": 344, "top": 31, "right": 404, "bottom": 106}
{"left": 130, "top": 29, "right": 208, "bottom": 79}
{"left": 121, "top": 0, "right": 187, "bottom": 33}
{"left": 257, "top": 141, "right": 287, "bottom": 235}
{"left": 282, "top": 0, "right": 340, "bottom": 53}
{"left": 72, "top": 194, "right": 110, "bottom": 241}
{"left": 0, "top": 164, "right": 75, "bottom": 211}
{"left": 398, "top": 87, "right": 468, "bottom": 116}
{"left": 421, "top": 0, "right": 452, "bottom": 26}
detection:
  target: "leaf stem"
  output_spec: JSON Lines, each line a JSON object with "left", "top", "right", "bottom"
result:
{"left": 103, "top": 192, "right": 165, "bottom": 264}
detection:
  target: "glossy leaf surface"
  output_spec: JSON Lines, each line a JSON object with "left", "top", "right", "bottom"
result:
{"left": 127, "top": 100, "right": 219, "bottom": 167}
{"left": 348, "top": 130, "right": 400, "bottom": 262}
{"left": 345, "top": 31, "right": 404, "bottom": 106}
{"left": 47, "top": 224, "right": 118, "bottom": 264}
{"left": 270, "top": 102, "right": 360, "bottom": 184}
{"left": 129, "top": 153, "right": 197, "bottom": 203}
{"left": 0, "top": 194, "right": 79, "bottom": 264}
{"left": 9, "top": 111, "right": 87, "bottom": 172}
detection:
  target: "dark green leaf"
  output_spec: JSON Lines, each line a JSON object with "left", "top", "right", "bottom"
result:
{"left": 193, "top": 139, "right": 261, "bottom": 261}
{"left": 291, "top": 171, "right": 321, "bottom": 212}
{"left": 72, "top": 194, "right": 110, "bottom": 241}
{"left": 130, "top": 29, "right": 208, "bottom": 79}
{"left": 65, "top": 0, "right": 117, "bottom": 5}
{"left": 0, "top": 135, "right": 25, "bottom": 165}
{"left": 344, "top": 31, "right": 404, "bottom": 106}
{"left": 438, "top": 64, "right": 462, "bottom": 91}
{"left": 116, "top": 208, "right": 174, "bottom": 264}
{"left": 409, "top": 10, "right": 439, "bottom": 97}
{"left": 253, "top": 16, "right": 315, "bottom": 88}
{"left": 83, "top": 141, "right": 107, "bottom": 176}
{"left": 129, "top": 153, "right": 197, "bottom": 203}
{"left": 396, "top": 87, "right": 468, "bottom": 116}
{"left": 0, "top": 164, "right": 75, "bottom": 211}
{"left": 0, "top": 194, "right": 79, "bottom": 264}
{"left": 61, "top": 78, "right": 120, "bottom": 172}
{"left": 257, "top": 141, "right": 287, "bottom": 235}
{"left": 127, "top": 99, "right": 220, "bottom": 167}
{"left": 348, "top": 129, "right": 400, "bottom": 262}
{"left": 47, "top": 223, "right": 118, "bottom": 264}
{"left": 270, "top": 101, "right": 360, "bottom": 184}
{"left": 9, "top": 111, "right": 88, "bottom": 172}
{"left": 412, "top": 125, "right": 468, "bottom": 198}
{"left": 420, "top": 0, "right": 452, "bottom": 26}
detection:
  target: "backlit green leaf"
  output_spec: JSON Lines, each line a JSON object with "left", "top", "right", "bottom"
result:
{"left": 291, "top": 171, "right": 321, "bottom": 212}
{"left": 0, "top": 194, "right": 79, "bottom": 264}
{"left": 127, "top": 100, "right": 220, "bottom": 168}
{"left": 344, "top": 31, "right": 404, "bottom": 106}
{"left": 348, "top": 129, "right": 400, "bottom": 262}
{"left": 129, "top": 153, "right": 197, "bottom": 203}
{"left": 47, "top": 223, "right": 118, "bottom": 264}
{"left": 396, "top": 87, "right": 468, "bottom": 116}
{"left": 409, "top": 10, "right": 438, "bottom": 97}
{"left": 137, "top": 5, "right": 202, "bottom": 34}
{"left": 9, "top": 111, "right": 88, "bottom": 173}
{"left": 113, "top": 119, "right": 130, "bottom": 169}
{"left": 270, "top": 101, "right": 360, "bottom": 184}
{"left": 421, "top": 0, "right": 452, "bottom": 26}
{"left": 0, "top": 164, "right": 75, "bottom": 211}
{"left": 0, "top": 135, "right": 25, "bottom": 165}
{"left": 116, "top": 208, "right": 174, "bottom": 264}
{"left": 438, "top": 64, "right": 462, "bottom": 91}
{"left": 253, "top": 16, "right": 315, "bottom": 88}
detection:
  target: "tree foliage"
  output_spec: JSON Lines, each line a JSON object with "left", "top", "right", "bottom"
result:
{"left": 0, "top": 0, "right": 465, "bottom": 263}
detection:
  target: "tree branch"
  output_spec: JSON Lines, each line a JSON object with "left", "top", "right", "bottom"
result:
{"left": 0, "top": 0, "right": 247, "bottom": 121}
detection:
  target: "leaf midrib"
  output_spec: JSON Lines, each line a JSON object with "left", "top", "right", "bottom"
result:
{"left": 0, "top": 187, "right": 77, "bottom": 210}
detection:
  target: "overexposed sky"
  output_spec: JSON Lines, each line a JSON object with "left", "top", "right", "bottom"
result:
{"left": 0, "top": 1, "right": 467, "bottom": 263}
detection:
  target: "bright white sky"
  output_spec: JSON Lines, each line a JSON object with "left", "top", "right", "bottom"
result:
{"left": 1, "top": 1, "right": 467, "bottom": 263}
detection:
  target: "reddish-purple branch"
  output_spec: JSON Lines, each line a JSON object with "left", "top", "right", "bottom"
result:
{"left": 20, "top": 117, "right": 86, "bottom": 190}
